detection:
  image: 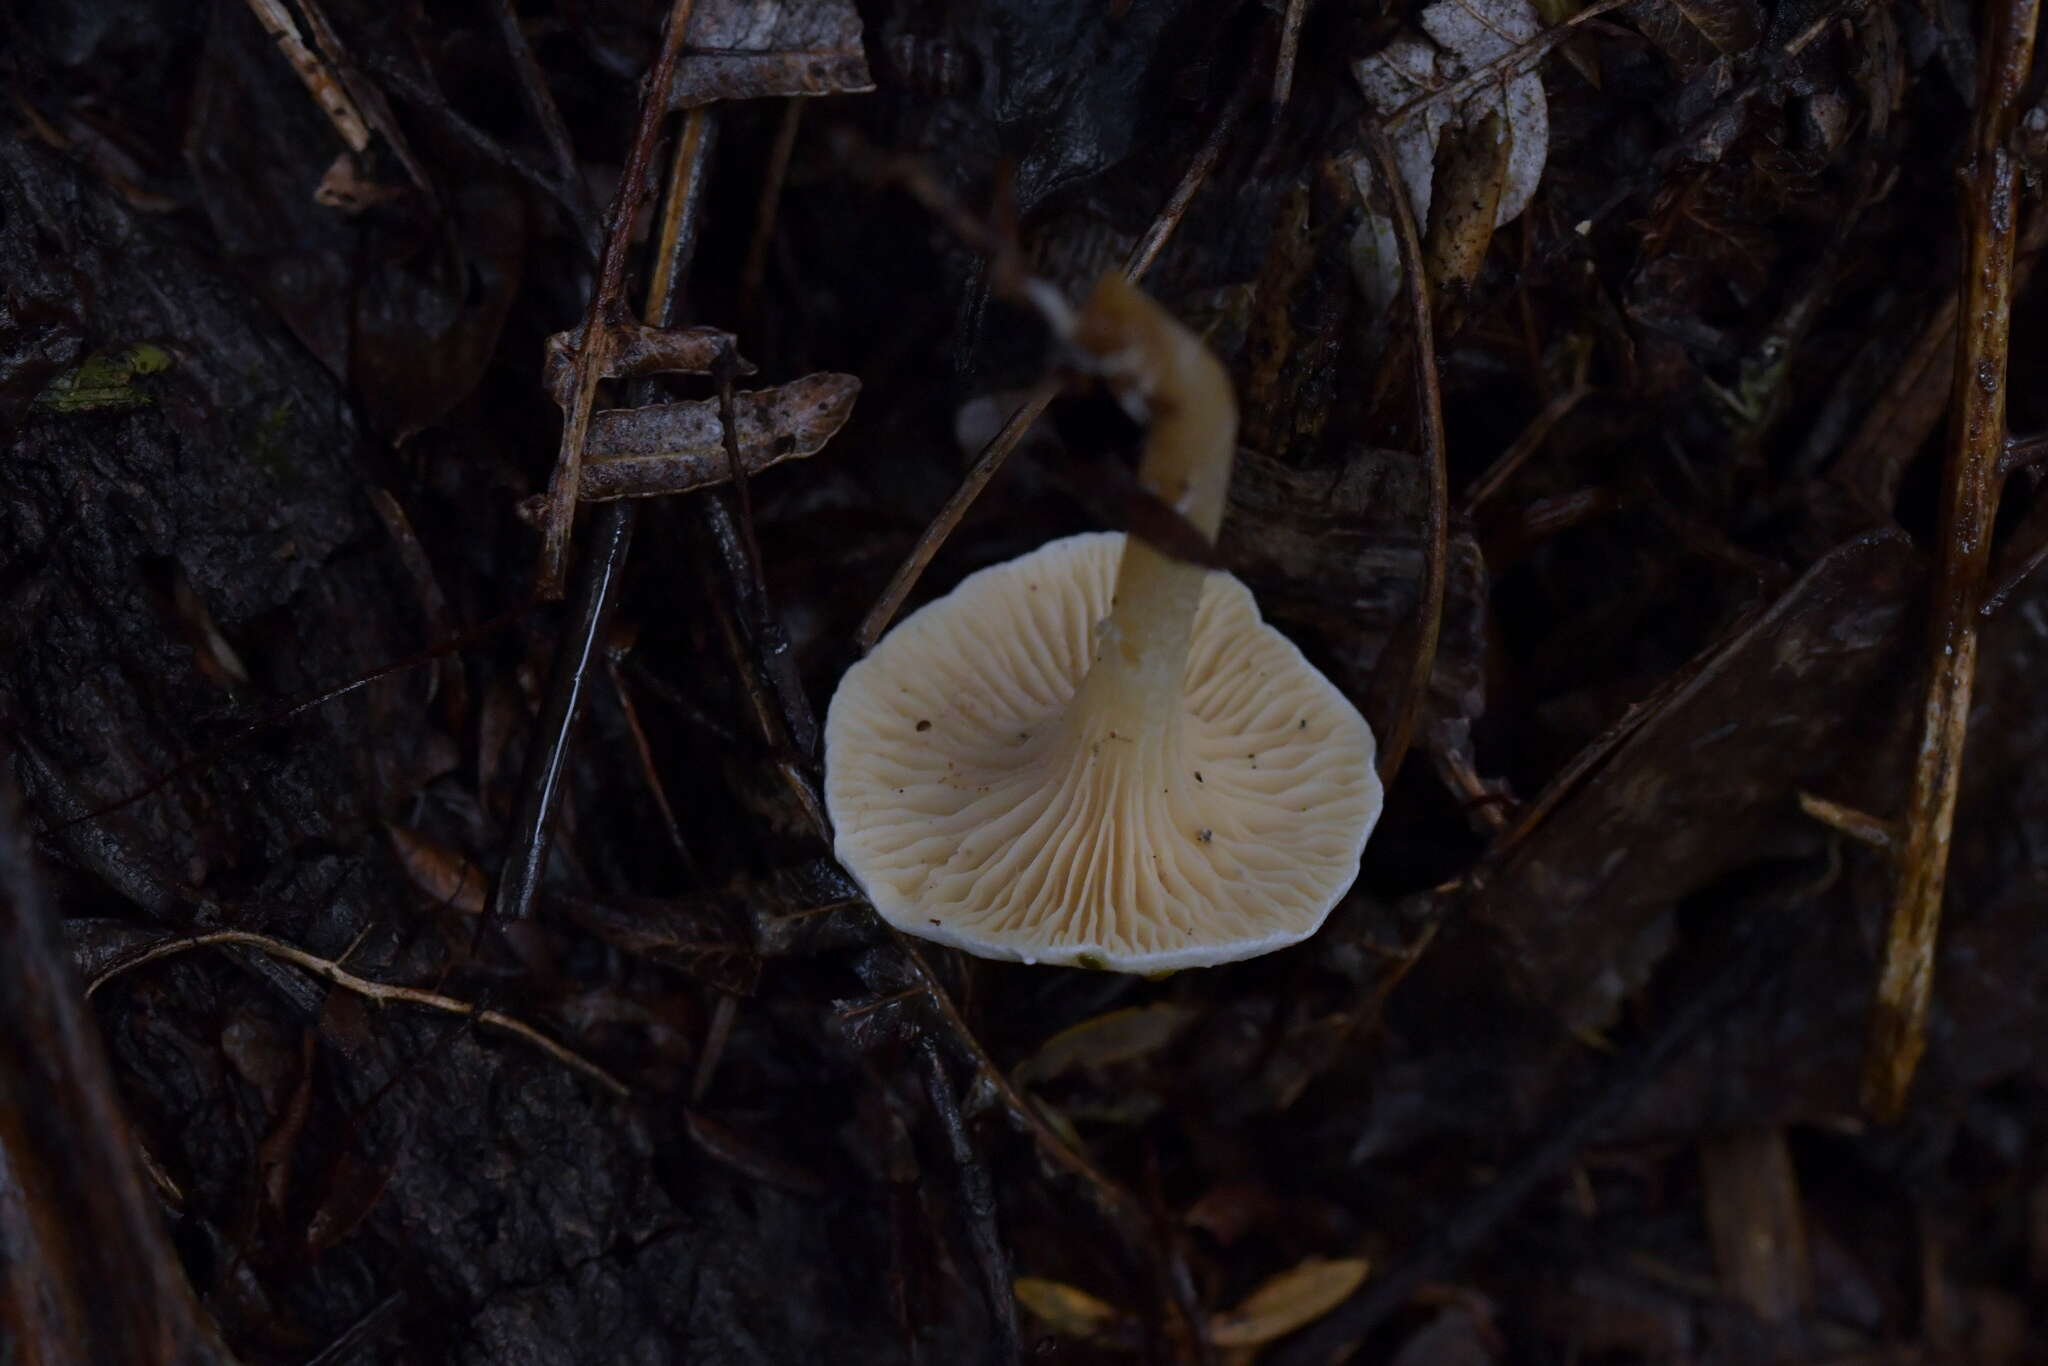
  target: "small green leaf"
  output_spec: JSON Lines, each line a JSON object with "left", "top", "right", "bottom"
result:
{"left": 33, "top": 343, "right": 174, "bottom": 414}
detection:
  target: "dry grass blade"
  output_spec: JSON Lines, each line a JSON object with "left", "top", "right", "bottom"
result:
{"left": 853, "top": 75, "right": 1252, "bottom": 653}
{"left": 1462, "top": 348, "right": 1590, "bottom": 511}
{"left": 1361, "top": 121, "right": 1449, "bottom": 790}
{"left": 741, "top": 99, "right": 806, "bottom": 327}
{"left": 87, "top": 929, "right": 630, "bottom": 1097}
{"left": 535, "top": 0, "right": 701, "bottom": 595}
{"left": 1797, "top": 790, "right": 1897, "bottom": 851}
{"left": 1862, "top": 0, "right": 2040, "bottom": 1122}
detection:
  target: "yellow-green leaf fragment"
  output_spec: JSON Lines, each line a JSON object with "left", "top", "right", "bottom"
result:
{"left": 1014, "top": 1003, "right": 1197, "bottom": 1087}
{"left": 1014, "top": 1277, "right": 1124, "bottom": 1340}
{"left": 32, "top": 343, "right": 174, "bottom": 414}
{"left": 1209, "top": 1256, "right": 1371, "bottom": 1348}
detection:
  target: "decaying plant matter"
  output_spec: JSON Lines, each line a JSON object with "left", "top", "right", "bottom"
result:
{"left": 8, "top": 0, "right": 2048, "bottom": 1361}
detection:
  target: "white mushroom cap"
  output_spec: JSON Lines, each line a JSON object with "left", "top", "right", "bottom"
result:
{"left": 823, "top": 531, "right": 1382, "bottom": 970}
{"left": 827, "top": 274, "right": 1381, "bottom": 971}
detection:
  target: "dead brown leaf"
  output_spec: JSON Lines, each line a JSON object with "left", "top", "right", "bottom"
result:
{"left": 670, "top": 0, "right": 876, "bottom": 108}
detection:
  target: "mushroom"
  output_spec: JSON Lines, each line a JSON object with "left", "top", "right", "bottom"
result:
{"left": 823, "top": 275, "right": 1382, "bottom": 971}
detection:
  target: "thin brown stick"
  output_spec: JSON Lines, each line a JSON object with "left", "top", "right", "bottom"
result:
{"left": 645, "top": 108, "right": 721, "bottom": 328}
{"left": 852, "top": 79, "right": 1251, "bottom": 653}
{"left": 1273, "top": 0, "right": 1312, "bottom": 106}
{"left": 916, "top": 1037, "right": 1024, "bottom": 1366}
{"left": 1797, "top": 791, "right": 1898, "bottom": 852}
{"left": 490, "top": 0, "right": 589, "bottom": 227}
{"left": 291, "top": 0, "right": 436, "bottom": 202}
{"left": 1362, "top": 121, "right": 1449, "bottom": 791}
{"left": 537, "top": 0, "right": 700, "bottom": 595}
{"left": 1462, "top": 366, "right": 1591, "bottom": 511}
{"left": 741, "top": 99, "right": 806, "bottom": 325}
{"left": 605, "top": 655, "right": 700, "bottom": 879}
{"left": 890, "top": 935, "right": 1210, "bottom": 1360}
{"left": 851, "top": 379, "right": 1056, "bottom": 654}
{"left": 87, "top": 930, "right": 629, "bottom": 1096}
{"left": 56, "top": 606, "right": 529, "bottom": 837}
{"left": 692, "top": 992, "right": 739, "bottom": 1103}
{"left": 1862, "top": 0, "right": 2039, "bottom": 1122}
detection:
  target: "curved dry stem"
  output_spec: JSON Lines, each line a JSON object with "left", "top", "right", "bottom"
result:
{"left": 1361, "top": 122, "right": 1448, "bottom": 790}
{"left": 88, "top": 929, "right": 629, "bottom": 1097}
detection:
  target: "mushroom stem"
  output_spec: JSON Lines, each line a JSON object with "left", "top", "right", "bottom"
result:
{"left": 1064, "top": 276, "right": 1238, "bottom": 750}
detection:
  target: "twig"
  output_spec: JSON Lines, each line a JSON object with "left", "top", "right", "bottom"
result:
{"left": 645, "top": 108, "right": 722, "bottom": 329}
{"left": 242, "top": 0, "right": 371, "bottom": 154}
{"left": 290, "top": 0, "right": 436, "bottom": 202}
{"left": 605, "top": 653, "right": 700, "bottom": 879}
{"left": 366, "top": 53, "right": 591, "bottom": 254}
{"left": 890, "top": 936, "right": 1211, "bottom": 1360}
{"left": 692, "top": 992, "right": 739, "bottom": 1103}
{"left": 1982, "top": 491, "right": 2048, "bottom": 615}
{"left": 826, "top": 129, "right": 1031, "bottom": 297}
{"left": 1461, "top": 367, "right": 1591, "bottom": 512}
{"left": 699, "top": 485, "right": 820, "bottom": 756}
{"left": 1863, "top": 0, "right": 2040, "bottom": 1122}
{"left": 490, "top": 502, "right": 634, "bottom": 925}
{"left": 1798, "top": 791, "right": 1898, "bottom": 851}
{"left": 1999, "top": 430, "right": 2048, "bottom": 475}
{"left": 890, "top": 940, "right": 1145, "bottom": 1233}
{"left": 536, "top": 0, "right": 701, "bottom": 595}
{"left": 491, "top": 101, "right": 722, "bottom": 924}
{"left": 917, "top": 1037, "right": 1024, "bottom": 1366}
{"left": 851, "top": 380, "right": 1056, "bottom": 654}
{"left": 852, "top": 76, "right": 1253, "bottom": 653}
{"left": 490, "top": 0, "right": 592, "bottom": 233}
{"left": 1361, "top": 121, "right": 1448, "bottom": 791}
{"left": 741, "top": 99, "right": 806, "bottom": 327}
{"left": 53, "top": 606, "right": 528, "bottom": 838}
{"left": 300, "top": 1290, "right": 408, "bottom": 1366}
{"left": 87, "top": 930, "right": 628, "bottom": 1096}
{"left": 1273, "top": 0, "right": 1312, "bottom": 107}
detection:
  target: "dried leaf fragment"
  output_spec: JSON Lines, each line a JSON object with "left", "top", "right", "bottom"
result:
{"left": 670, "top": 0, "right": 876, "bottom": 109}
{"left": 1423, "top": 111, "right": 1512, "bottom": 322}
{"left": 1014, "top": 1277, "right": 1129, "bottom": 1341}
{"left": 517, "top": 373, "right": 860, "bottom": 510}
{"left": 1209, "top": 1255, "right": 1372, "bottom": 1347}
{"left": 385, "top": 824, "right": 487, "bottom": 915}
{"left": 1350, "top": 0, "right": 1551, "bottom": 314}
{"left": 1014, "top": 1003, "right": 1198, "bottom": 1087}
{"left": 541, "top": 321, "right": 750, "bottom": 412}
{"left": 31, "top": 343, "right": 172, "bottom": 414}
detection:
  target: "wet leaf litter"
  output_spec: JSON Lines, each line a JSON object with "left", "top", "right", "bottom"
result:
{"left": 5, "top": 0, "right": 2048, "bottom": 1362}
